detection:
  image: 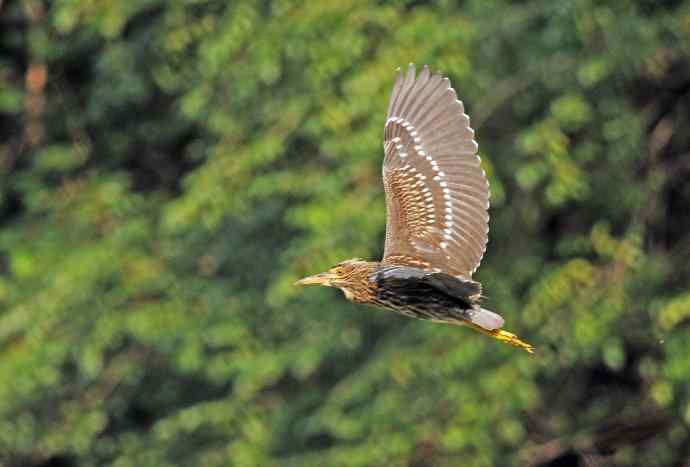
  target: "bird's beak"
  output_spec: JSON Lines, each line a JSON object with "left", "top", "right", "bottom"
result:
{"left": 294, "top": 272, "right": 334, "bottom": 286}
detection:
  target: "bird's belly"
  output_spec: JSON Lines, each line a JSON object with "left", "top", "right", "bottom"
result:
{"left": 372, "top": 290, "right": 470, "bottom": 324}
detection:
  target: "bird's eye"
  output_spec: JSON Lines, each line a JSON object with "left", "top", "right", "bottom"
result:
{"left": 334, "top": 267, "right": 345, "bottom": 276}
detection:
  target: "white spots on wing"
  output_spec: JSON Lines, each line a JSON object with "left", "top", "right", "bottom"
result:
{"left": 440, "top": 242, "right": 448, "bottom": 249}
{"left": 438, "top": 171, "right": 445, "bottom": 177}
{"left": 440, "top": 182, "right": 447, "bottom": 187}
{"left": 389, "top": 123, "right": 439, "bottom": 241}
{"left": 443, "top": 197, "right": 454, "bottom": 240}
{"left": 395, "top": 140, "right": 405, "bottom": 158}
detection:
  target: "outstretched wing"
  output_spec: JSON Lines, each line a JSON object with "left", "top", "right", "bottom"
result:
{"left": 381, "top": 64, "right": 490, "bottom": 279}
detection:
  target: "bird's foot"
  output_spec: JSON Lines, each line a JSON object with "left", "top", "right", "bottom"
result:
{"left": 466, "top": 323, "right": 535, "bottom": 354}
{"left": 489, "top": 328, "right": 535, "bottom": 354}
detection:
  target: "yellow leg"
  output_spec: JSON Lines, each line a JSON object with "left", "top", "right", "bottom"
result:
{"left": 465, "top": 322, "right": 535, "bottom": 354}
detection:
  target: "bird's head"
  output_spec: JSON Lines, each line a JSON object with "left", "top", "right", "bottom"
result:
{"left": 295, "top": 259, "right": 375, "bottom": 302}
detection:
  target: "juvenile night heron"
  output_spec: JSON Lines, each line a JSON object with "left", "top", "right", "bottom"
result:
{"left": 296, "top": 64, "right": 534, "bottom": 353}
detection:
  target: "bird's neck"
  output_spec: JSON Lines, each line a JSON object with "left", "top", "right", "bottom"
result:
{"left": 345, "top": 261, "right": 380, "bottom": 304}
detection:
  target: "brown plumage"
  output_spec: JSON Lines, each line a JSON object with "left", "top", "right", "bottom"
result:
{"left": 296, "top": 64, "right": 533, "bottom": 353}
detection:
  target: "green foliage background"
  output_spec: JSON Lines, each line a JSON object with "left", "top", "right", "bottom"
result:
{"left": 2, "top": 0, "right": 690, "bottom": 465}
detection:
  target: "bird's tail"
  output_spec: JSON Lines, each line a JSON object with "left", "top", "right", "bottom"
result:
{"left": 465, "top": 308, "right": 535, "bottom": 354}
{"left": 468, "top": 307, "right": 504, "bottom": 330}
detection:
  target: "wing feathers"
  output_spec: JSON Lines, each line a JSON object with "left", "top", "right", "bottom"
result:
{"left": 372, "top": 266, "right": 482, "bottom": 298}
{"left": 392, "top": 64, "right": 417, "bottom": 118}
{"left": 386, "top": 68, "right": 404, "bottom": 118}
{"left": 405, "top": 71, "right": 443, "bottom": 122}
{"left": 381, "top": 65, "right": 490, "bottom": 278}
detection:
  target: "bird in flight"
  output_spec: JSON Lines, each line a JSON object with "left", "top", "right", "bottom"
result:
{"left": 296, "top": 64, "right": 534, "bottom": 353}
